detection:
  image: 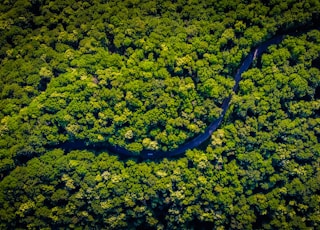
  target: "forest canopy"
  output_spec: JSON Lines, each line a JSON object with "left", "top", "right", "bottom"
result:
{"left": 0, "top": 0, "right": 319, "bottom": 229}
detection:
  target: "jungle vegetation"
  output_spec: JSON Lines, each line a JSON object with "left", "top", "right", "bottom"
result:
{"left": 0, "top": 0, "right": 319, "bottom": 229}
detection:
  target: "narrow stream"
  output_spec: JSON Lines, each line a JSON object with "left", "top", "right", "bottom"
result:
{"left": 57, "top": 25, "right": 319, "bottom": 160}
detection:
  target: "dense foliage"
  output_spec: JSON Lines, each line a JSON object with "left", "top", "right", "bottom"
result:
{"left": 0, "top": 0, "right": 319, "bottom": 229}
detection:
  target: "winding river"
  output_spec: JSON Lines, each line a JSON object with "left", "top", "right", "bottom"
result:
{"left": 58, "top": 23, "right": 319, "bottom": 160}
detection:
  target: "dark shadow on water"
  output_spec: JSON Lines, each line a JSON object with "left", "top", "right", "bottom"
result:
{"left": 312, "top": 56, "right": 320, "bottom": 69}
{"left": 315, "top": 86, "right": 320, "bottom": 99}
